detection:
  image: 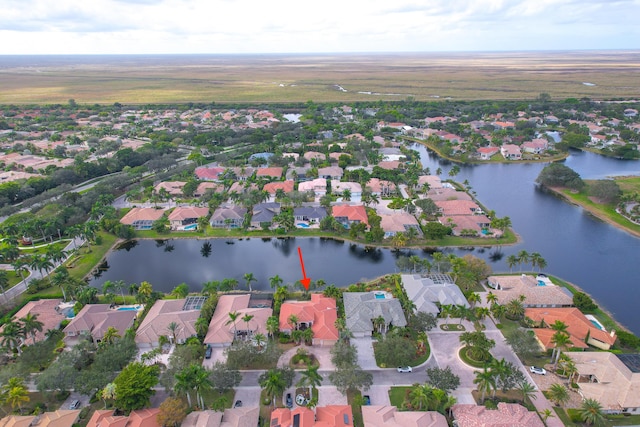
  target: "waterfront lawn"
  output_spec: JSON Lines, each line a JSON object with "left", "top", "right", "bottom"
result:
{"left": 65, "top": 232, "right": 118, "bottom": 281}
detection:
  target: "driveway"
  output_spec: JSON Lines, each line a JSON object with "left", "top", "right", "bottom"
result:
{"left": 364, "top": 385, "right": 391, "bottom": 406}
{"left": 351, "top": 337, "right": 378, "bottom": 370}
{"left": 234, "top": 386, "right": 261, "bottom": 407}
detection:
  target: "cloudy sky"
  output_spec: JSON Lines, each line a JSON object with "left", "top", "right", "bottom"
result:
{"left": 1, "top": 0, "right": 638, "bottom": 55}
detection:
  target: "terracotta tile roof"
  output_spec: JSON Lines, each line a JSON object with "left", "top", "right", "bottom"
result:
{"left": 426, "top": 188, "right": 472, "bottom": 201}
{"left": 135, "top": 299, "right": 200, "bottom": 345}
{"left": 270, "top": 406, "right": 352, "bottom": 427}
{"left": 362, "top": 405, "right": 448, "bottom": 427}
{"left": 488, "top": 275, "right": 574, "bottom": 307}
{"left": 195, "top": 166, "right": 225, "bottom": 180}
{"left": 304, "top": 151, "right": 326, "bottom": 161}
{"left": 332, "top": 205, "right": 369, "bottom": 226}
{"left": 154, "top": 181, "right": 186, "bottom": 196}
{"left": 256, "top": 167, "right": 283, "bottom": 178}
{"left": 263, "top": 180, "right": 295, "bottom": 194}
{"left": 2, "top": 410, "right": 81, "bottom": 427}
{"left": 366, "top": 178, "right": 396, "bottom": 194}
{"left": 195, "top": 182, "right": 224, "bottom": 196}
{"left": 525, "top": 307, "right": 616, "bottom": 350}
{"left": 167, "top": 206, "right": 209, "bottom": 221}
{"left": 379, "top": 213, "right": 420, "bottom": 233}
{"left": 205, "top": 294, "right": 272, "bottom": 345}
{"left": 435, "top": 200, "right": 481, "bottom": 216}
{"left": 120, "top": 208, "right": 166, "bottom": 225}
{"left": 4, "top": 299, "right": 64, "bottom": 344}
{"left": 452, "top": 403, "right": 544, "bottom": 427}
{"left": 278, "top": 294, "right": 339, "bottom": 341}
{"left": 63, "top": 304, "right": 136, "bottom": 341}
{"left": 417, "top": 175, "right": 443, "bottom": 189}
{"left": 377, "top": 160, "right": 402, "bottom": 170}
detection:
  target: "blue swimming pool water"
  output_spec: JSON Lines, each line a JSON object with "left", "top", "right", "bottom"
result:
{"left": 296, "top": 223, "right": 310, "bottom": 228}
{"left": 374, "top": 293, "right": 385, "bottom": 299}
{"left": 537, "top": 280, "right": 546, "bottom": 286}
{"left": 184, "top": 224, "right": 197, "bottom": 230}
{"left": 117, "top": 306, "right": 139, "bottom": 311}
{"left": 590, "top": 319, "right": 604, "bottom": 330}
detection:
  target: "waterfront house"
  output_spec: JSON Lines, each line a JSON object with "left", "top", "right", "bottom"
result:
{"left": 439, "top": 214, "right": 491, "bottom": 236}
{"left": 293, "top": 206, "right": 327, "bottom": 224}
{"left": 135, "top": 298, "right": 202, "bottom": 348}
{"left": 0, "top": 299, "right": 64, "bottom": 345}
{"left": 205, "top": 294, "right": 272, "bottom": 347}
{"left": 487, "top": 275, "right": 574, "bottom": 308}
{"left": 250, "top": 202, "right": 281, "bottom": 228}
{"left": 379, "top": 213, "right": 421, "bottom": 238}
{"left": 477, "top": 146, "right": 500, "bottom": 160}
{"left": 522, "top": 138, "right": 549, "bottom": 154}
{"left": 380, "top": 147, "right": 406, "bottom": 162}
{"left": 119, "top": 207, "right": 165, "bottom": 230}
{"left": 417, "top": 175, "right": 442, "bottom": 190}
{"left": 210, "top": 205, "right": 247, "bottom": 228}
{"left": 426, "top": 187, "right": 472, "bottom": 202}
{"left": 64, "top": 304, "right": 137, "bottom": 344}
{"left": 401, "top": 274, "right": 469, "bottom": 315}
{"left": 568, "top": 352, "right": 640, "bottom": 414}
{"left": 435, "top": 200, "right": 483, "bottom": 216}
{"left": 377, "top": 160, "right": 402, "bottom": 170}
{"left": 332, "top": 205, "right": 368, "bottom": 229}
{"left": 167, "top": 206, "right": 209, "bottom": 230}
{"left": 500, "top": 144, "right": 522, "bottom": 160}
{"left": 525, "top": 307, "right": 617, "bottom": 350}
{"left": 343, "top": 292, "right": 407, "bottom": 337}
{"left": 278, "top": 294, "right": 339, "bottom": 346}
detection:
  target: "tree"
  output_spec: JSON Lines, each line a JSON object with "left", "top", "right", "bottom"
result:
{"left": 589, "top": 179, "right": 621, "bottom": 204}
{"left": 573, "top": 291, "right": 598, "bottom": 312}
{"left": 375, "top": 333, "right": 417, "bottom": 367}
{"left": 473, "top": 367, "right": 495, "bottom": 403}
{"left": 167, "top": 321, "right": 180, "bottom": 344}
{"left": 536, "top": 163, "right": 585, "bottom": 191}
{"left": 203, "top": 362, "right": 240, "bottom": 398}
{"left": 505, "top": 299, "right": 525, "bottom": 320}
{"left": 506, "top": 255, "right": 518, "bottom": 272}
{"left": 19, "top": 312, "right": 43, "bottom": 345}
{"left": 578, "top": 398, "right": 606, "bottom": 426}
{"left": 171, "top": 283, "right": 189, "bottom": 299}
{"left": 551, "top": 331, "right": 571, "bottom": 368}
{"left": 547, "top": 383, "right": 570, "bottom": 406}
{"left": 242, "top": 313, "right": 255, "bottom": 338}
{"left": 329, "top": 365, "right": 373, "bottom": 396}
{"left": 157, "top": 396, "right": 188, "bottom": 427}
{"left": 541, "top": 408, "right": 555, "bottom": 424}
{"left": 504, "top": 329, "right": 542, "bottom": 361}
{"left": 410, "top": 311, "right": 437, "bottom": 332}
{"left": 330, "top": 339, "right": 358, "bottom": 368}
{"left": 517, "top": 250, "right": 530, "bottom": 271}
{"left": 518, "top": 380, "right": 537, "bottom": 404}
{"left": 426, "top": 366, "right": 461, "bottom": 393}
{"left": 112, "top": 362, "right": 159, "bottom": 412}
{"left": 101, "top": 383, "right": 117, "bottom": 409}
{"left": 259, "top": 368, "right": 288, "bottom": 407}
{"left": 101, "top": 326, "right": 121, "bottom": 347}
{"left": 243, "top": 272, "right": 257, "bottom": 291}
{"left": 266, "top": 316, "right": 279, "bottom": 340}
{"left": 269, "top": 275, "right": 283, "bottom": 290}
{"left": 174, "top": 365, "right": 196, "bottom": 407}
{"left": 298, "top": 364, "right": 323, "bottom": 397}
{"left": 2, "top": 377, "right": 29, "bottom": 413}
{"left": 0, "top": 320, "right": 24, "bottom": 355}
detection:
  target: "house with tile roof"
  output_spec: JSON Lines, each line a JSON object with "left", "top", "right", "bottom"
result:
{"left": 304, "top": 151, "right": 327, "bottom": 162}
{"left": 487, "top": 275, "right": 574, "bottom": 308}
{"left": 298, "top": 178, "right": 327, "bottom": 196}
{"left": 256, "top": 167, "right": 283, "bottom": 180}
{"left": 500, "top": 144, "right": 522, "bottom": 160}
{"left": 119, "top": 208, "right": 166, "bottom": 230}
{"left": 477, "top": 146, "right": 500, "bottom": 160}
{"left": 263, "top": 180, "right": 295, "bottom": 197}
{"left": 417, "top": 175, "right": 442, "bottom": 190}
{"left": 0, "top": 410, "right": 80, "bottom": 427}
{"left": 366, "top": 178, "right": 396, "bottom": 197}
{"left": 343, "top": 292, "right": 407, "bottom": 338}
{"left": 439, "top": 214, "right": 491, "bottom": 236}
{"left": 362, "top": 405, "right": 448, "bottom": 427}
{"left": 279, "top": 294, "right": 339, "bottom": 346}
{"left": 270, "top": 405, "right": 353, "bottom": 427}
{"left": 210, "top": 205, "right": 247, "bottom": 228}
{"left": 331, "top": 181, "right": 362, "bottom": 202}
{"left": 135, "top": 299, "right": 200, "bottom": 348}
{"left": 195, "top": 166, "right": 226, "bottom": 181}
{"left": 167, "top": 206, "right": 209, "bottom": 230}
{"left": 63, "top": 304, "right": 136, "bottom": 344}
{"left": 522, "top": 138, "right": 549, "bottom": 154}
{"left": 86, "top": 408, "right": 160, "bottom": 427}
{"left": 181, "top": 407, "right": 259, "bottom": 427}
{"left": 205, "top": 294, "right": 272, "bottom": 347}
{"left": 380, "top": 147, "right": 406, "bottom": 162}
{"left": 401, "top": 274, "right": 469, "bottom": 315}
{"left": 452, "top": 403, "right": 544, "bottom": 427}
{"left": 426, "top": 188, "right": 472, "bottom": 202}
{"left": 318, "top": 166, "right": 343, "bottom": 180}
{"left": 250, "top": 202, "right": 281, "bottom": 228}
{"left": 195, "top": 182, "right": 224, "bottom": 197}
{"left": 154, "top": 181, "right": 186, "bottom": 197}
{"left": 379, "top": 213, "right": 421, "bottom": 238}
{"left": 568, "top": 352, "right": 640, "bottom": 413}
{"left": 293, "top": 206, "right": 327, "bottom": 224}
{"left": 332, "top": 205, "right": 368, "bottom": 229}
{"left": 377, "top": 160, "right": 402, "bottom": 170}
{"left": 525, "top": 307, "right": 617, "bottom": 350}
{"left": 0, "top": 299, "right": 64, "bottom": 345}
{"left": 435, "top": 200, "right": 483, "bottom": 216}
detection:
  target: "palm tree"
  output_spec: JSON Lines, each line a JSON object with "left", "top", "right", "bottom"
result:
{"left": 11, "top": 258, "right": 29, "bottom": 287}
{"left": 505, "top": 299, "right": 525, "bottom": 320}
{"left": 19, "top": 312, "right": 44, "bottom": 344}
{"left": 191, "top": 364, "right": 213, "bottom": 409}
{"left": 29, "top": 254, "right": 54, "bottom": 282}
{"left": 174, "top": 366, "right": 195, "bottom": 407}
{"left": 287, "top": 314, "right": 299, "bottom": 331}
{"left": 467, "top": 292, "right": 481, "bottom": 307}
{"left": 138, "top": 281, "right": 153, "bottom": 302}
{"left": 547, "top": 383, "right": 570, "bottom": 407}
{"left": 297, "top": 364, "right": 323, "bottom": 397}
{"left": 0, "top": 320, "right": 24, "bottom": 355}
{"left": 167, "top": 321, "right": 180, "bottom": 344}
{"left": 577, "top": 398, "right": 606, "bottom": 426}
{"left": 269, "top": 275, "right": 283, "bottom": 290}
{"left": 408, "top": 383, "right": 432, "bottom": 410}
{"left": 243, "top": 272, "right": 257, "bottom": 292}
{"left": 473, "top": 367, "right": 496, "bottom": 403}
{"left": 242, "top": 314, "right": 255, "bottom": 339}
{"left": 266, "top": 316, "right": 279, "bottom": 340}
{"left": 517, "top": 250, "right": 530, "bottom": 271}
{"left": 541, "top": 409, "right": 555, "bottom": 424}
{"left": 517, "top": 380, "right": 537, "bottom": 404}
{"left": 227, "top": 312, "right": 240, "bottom": 340}
{"left": 2, "top": 377, "right": 29, "bottom": 413}
{"left": 101, "top": 326, "right": 121, "bottom": 346}
{"left": 506, "top": 255, "right": 518, "bottom": 272}
{"left": 530, "top": 252, "right": 546, "bottom": 272}
{"left": 551, "top": 332, "right": 571, "bottom": 368}
{"left": 549, "top": 320, "right": 569, "bottom": 334}
{"left": 253, "top": 333, "right": 267, "bottom": 350}
{"left": 101, "top": 383, "right": 117, "bottom": 409}
{"left": 259, "top": 369, "right": 287, "bottom": 407}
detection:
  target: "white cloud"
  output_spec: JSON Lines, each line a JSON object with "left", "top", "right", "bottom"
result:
{"left": 0, "top": 0, "right": 638, "bottom": 54}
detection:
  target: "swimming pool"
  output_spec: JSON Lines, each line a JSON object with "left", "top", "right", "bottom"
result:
{"left": 117, "top": 305, "right": 143, "bottom": 311}
{"left": 296, "top": 223, "right": 310, "bottom": 228}
{"left": 374, "top": 292, "right": 387, "bottom": 299}
{"left": 537, "top": 280, "right": 546, "bottom": 287}
{"left": 589, "top": 320, "right": 604, "bottom": 330}
{"left": 183, "top": 224, "right": 197, "bottom": 230}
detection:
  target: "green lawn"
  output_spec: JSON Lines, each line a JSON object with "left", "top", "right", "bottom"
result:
{"left": 388, "top": 386, "right": 411, "bottom": 408}
{"left": 65, "top": 232, "right": 118, "bottom": 281}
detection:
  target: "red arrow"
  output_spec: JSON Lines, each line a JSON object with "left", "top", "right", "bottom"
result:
{"left": 297, "top": 246, "right": 311, "bottom": 290}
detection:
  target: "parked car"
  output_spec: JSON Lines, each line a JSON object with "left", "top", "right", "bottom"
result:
{"left": 397, "top": 366, "right": 412, "bottom": 373}
{"left": 69, "top": 399, "right": 80, "bottom": 410}
{"left": 530, "top": 366, "right": 546, "bottom": 375}
{"left": 286, "top": 393, "right": 293, "bottom": 408}
{"left": 205, "top": 345, "right": 213, "bottom": 359}
{"left": 234, "top": 400, "right": 243, "bottom": 408}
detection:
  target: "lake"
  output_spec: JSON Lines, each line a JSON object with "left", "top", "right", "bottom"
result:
{"left": 89, "top": 148, "right": 640, "bottom": 334}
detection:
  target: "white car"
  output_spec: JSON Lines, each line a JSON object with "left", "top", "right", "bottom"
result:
{"left": 530, "top": 366, "right": 546, "bottom": 375}
{"left": 397, "top": 366, "right": 412, "bottom": 373}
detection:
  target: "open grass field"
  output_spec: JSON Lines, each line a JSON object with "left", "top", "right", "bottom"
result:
{"left": 1, "top": 51, "right": 639, "bottom": 104}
